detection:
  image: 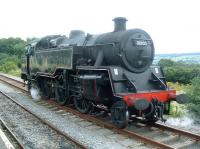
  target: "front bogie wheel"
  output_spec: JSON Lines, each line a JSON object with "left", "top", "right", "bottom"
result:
{"left": 111, "top": 100, "right": 129, "bottom": 129}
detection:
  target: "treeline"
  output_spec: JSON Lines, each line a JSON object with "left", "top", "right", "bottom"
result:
{"left": 158, "top": 59, "right": 200, "bottom": 84}
{"left": 0, "top": 38, "right": 26, "bottom": 57}
{"left": 0, "top": 38, "right": 26, "bottom": 74}
{"left": 158, "top": 59, "right": 200, "bottom": 116}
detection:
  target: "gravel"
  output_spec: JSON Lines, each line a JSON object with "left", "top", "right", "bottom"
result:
{"left": 2, "top": 73, "right": 200, "bottom": 149}
{"left": 0, "top": 93, "right": 81, "bottom": 149}
{"left": 156, "top": 114, "right": 200, "bottom": 136}
{"left": 5, "top": 73, "right": 200, "bottom": 134}
{"left": 0, "top": 80, "right": 152, "bottom": 149}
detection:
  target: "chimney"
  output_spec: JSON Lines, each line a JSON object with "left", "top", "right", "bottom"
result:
{"left": 113, "top": 17, "right": 127, "bottom": 32}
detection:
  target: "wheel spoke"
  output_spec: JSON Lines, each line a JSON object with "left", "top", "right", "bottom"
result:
{"left": 82, "top": 100, "right": 86, "bottom": 109}
{"left": 74, "top": 97, "right": 91, "bottom": 114}
{"left": 56, "top": 87, "right": 68, "bottom": 105}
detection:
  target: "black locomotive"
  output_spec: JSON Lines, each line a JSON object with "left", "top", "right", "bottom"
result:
{"left": 21, "top": 17, "right": 186, "bottom": 128}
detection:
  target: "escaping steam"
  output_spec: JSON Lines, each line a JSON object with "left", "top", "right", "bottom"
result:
{"left": 30, "top": 87, "right": 41, "bottom": 101}
{"left": 166, "top": 114, "right": 194, "bottom": 128}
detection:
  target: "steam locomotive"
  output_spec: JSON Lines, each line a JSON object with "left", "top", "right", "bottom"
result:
{"left": 21, "top": 17, "right": 186, "bottom": 128}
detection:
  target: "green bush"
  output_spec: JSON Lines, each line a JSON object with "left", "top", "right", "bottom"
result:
{"left": 158, "top": 59, "right": 200, "bottom": 84}
{"left": 169, "top": 101, "right": 187, "bottom": 118}
{"left": 0, "top": 37, "right": 26, "bottom": 76}
{"left": 187, "top": 77, "right": 200, "bottom": 115}
{"left": 0, "top": 61, "right": 17, "bottom": 73}
{"left": 0, "top": 53, "right": 9, "bottom": 65}
{"left": 0, "top": 37, "right": 26, "bottom": 58}
{"left": 167, "top": 82, "right": 189, "bottom": 91}
{"left": 164, "top": 66, "right": 195, "bottom": 84}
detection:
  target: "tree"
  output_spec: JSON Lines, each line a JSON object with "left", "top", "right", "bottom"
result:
{"left": 158, "top": 59, "right": 175, "bottom": 68}
{"left": 0, "top": 37, "right": 27, "bottom": 75}
{"left": 187, "top": 77, "right": 200, "bottom": 115}
{"left": 0, "top": 38, "right": 26, "bottom": 58}
{"left": 158, "top": 59, "right": 200, "bottom": 84}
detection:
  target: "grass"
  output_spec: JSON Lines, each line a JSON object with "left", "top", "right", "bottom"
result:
{"left": 167, "top": 82, "right": 189, "bottom": 117}
{"left": 0, "top": 68, "right": 21, "bottom": 77}
{"left": 8, "top": 69, "right": 21, "bottom": 77}
{"left": 169, "top": 101, "right": 187, "bottom": 118}
{"left": 167, "top": 82, "right": 189, "bottom": 92}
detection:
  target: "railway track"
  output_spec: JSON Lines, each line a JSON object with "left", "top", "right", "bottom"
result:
{"left": 0, "top": 74, "right": 27, "bottom": 93}
{"left": 44, "top": 100, "right": 200, "bottom": 149}
{"left": 0, "top": 74, "right": 200, "bottom": 149}
{"left": 0, "top": 118, "right": 24, "bottom": 149}
{"left": 0, "top": 86, "right": 87, "bottom": 148}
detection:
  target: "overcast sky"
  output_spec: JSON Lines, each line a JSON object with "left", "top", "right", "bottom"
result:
{"left": 0, "top": 0, "right": 200, "bottom": 54}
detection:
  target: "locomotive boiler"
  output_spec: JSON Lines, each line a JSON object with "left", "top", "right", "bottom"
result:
{"left": 21, "top": 17, "right": 186, "bottom": 128}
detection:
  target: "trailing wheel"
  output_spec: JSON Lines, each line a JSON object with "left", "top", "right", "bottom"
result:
{"left": 74, "top": 97, "right": 91, "bottom": 114}
{"left": 111, "top": 100, "right": 129, "bottom": 129}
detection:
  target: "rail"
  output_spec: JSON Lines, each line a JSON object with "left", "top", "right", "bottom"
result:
{"left": 0, "top": 89, "right": 87, "bottom": 149}
{"left": 1, "top": 74, "right": 200, "bottom": 149}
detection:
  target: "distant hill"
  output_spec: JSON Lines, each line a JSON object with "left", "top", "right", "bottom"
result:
{"left": 154, "top": 52, "right": 200, "bottom": 64}
{"left": 156, "top": 52, "right": 200, "bottom": 57}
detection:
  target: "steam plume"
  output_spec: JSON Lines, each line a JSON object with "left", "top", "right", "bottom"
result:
{"left": 30, "top": 87, "right": 41, "bottom": 101}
